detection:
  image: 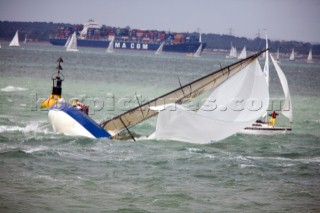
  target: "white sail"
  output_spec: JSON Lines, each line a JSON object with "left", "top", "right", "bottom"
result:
{"left": 232, "top": 46, "right": 237, "bottom": 57}
{"left": 102, "top": 51, "right": 264, "bottom": 137}
{"left": 155, "top": 41, "right": 164, "bottom": 55}
{"left": 64, "top": 36, "right": 71, "bottom": 47}
{"left": 193, "top": 43, "right": 202, "bottom": 57}
{"left": 289, "top": 48, "right": 295, "bottom": 61}
{"left": 270, "top": 54, "right": 293, "bottom": 122}
{"left": 24, "top": 35, "right": 27, "bottom": 44}
{"left": 276, "top": 48, "right": 280, "bottom": 61}
{"left": 107, "top": 37, "right": 115, "bottom": 53}
{"left": 307, "top": 48, "right": 313, "bottom": 63}
{"left": 237, "top": 46, "right": 247, "bottom": 59}
{"left": 226, "top": 43, "right": 237, "bottom": 58}
{"left": 152, "top": 58, "right": 269, "bottom": 144}
{"left": 9, "top": 30, "right": 20, "bottom": 47}
{"left": 66, "top": 32, "right": 79, "bottom": 52}
{"left": 263, "top": 34, "right": 269, "bottom": 85}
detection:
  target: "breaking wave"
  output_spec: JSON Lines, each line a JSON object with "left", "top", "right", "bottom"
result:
{"left": 1, "top": 85, "right": 28, "bottom": 92}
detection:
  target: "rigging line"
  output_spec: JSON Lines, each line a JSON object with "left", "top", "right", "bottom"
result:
{"left": 177, "top": 76, "right": 186, "bottom": 105}
{"left": 177, "top": 76, "right": 185, "bottom": 96}
{"left": 118, "top": 117, "right": 136, "bottom": 142}
{"left": 135, "top": 94, "right": 145, "bottom": 119}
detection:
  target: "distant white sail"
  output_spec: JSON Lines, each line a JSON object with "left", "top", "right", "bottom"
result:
{"left": 289, "top": 48, "right": 295, "bottom": 61}
{"left": 66, "top": 32, "right": 79, "bottom": 52}
{"left": 107, "top": 37, "right": 115, "bottom": 53}
{"left": 24, "top": 35, "right": 27, "bottom": 44}
{"left": 232, "top": 46, "right": 237, "bottom": 57}
{"left": 237, "top": 46, "right": 247, "bottom": 59}
{"left": 270, "top": 54, "right": 293, "bottom": 122}
{"left": 307, "top": 48, "right": 313, "bottom": 63}
{"left": 155, "top": 41, "right": 164, "bottom": 55}
{"left": 9, "top": 30, "right": 20, "bottom": 47}
{"left": 64, "top": 36, "right": 71, "bottom": 47}
{"left": 226, "top": 43, "right": 237, "bottom": 58}
{"left": 276, "top": 48, "right": 280, "bottom": 61}
{"left": 193, "top": 43, "right": 202, "bottom": 57}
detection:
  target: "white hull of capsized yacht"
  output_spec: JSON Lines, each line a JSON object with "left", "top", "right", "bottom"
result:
{"left": 48, "top": 109, "right": 95, "bottom": 138}
{"left": 48, "top": 102, "right": 111, "bottom": 139}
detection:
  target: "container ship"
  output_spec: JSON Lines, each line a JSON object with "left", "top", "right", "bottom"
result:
{"left": 49, "top": 19, "right": 206, "bottom": 53}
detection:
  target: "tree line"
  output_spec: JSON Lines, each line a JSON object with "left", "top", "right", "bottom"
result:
{"left": 1, "top": 21, "right": 319, "bottom": 55}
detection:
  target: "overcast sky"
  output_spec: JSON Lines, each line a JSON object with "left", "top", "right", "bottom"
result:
{"left": 0, "top": 0, "right": 319, "bottom": 43}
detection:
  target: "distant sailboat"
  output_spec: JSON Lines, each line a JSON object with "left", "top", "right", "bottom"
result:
{"left": 289, "top": 48, "right": 295, "bottom": 61}
{"left": 226, "top": 43, "right": 237, "bottom": 58}
{"left": 155, "top": 41, "right": 164, "bottom": 55}
{"left": 64, "top": 36, "right": 71, "bottom": 47}
{"left": 9, "top": 30, "right": 20, "bottom": 47}
{"left": 307, "top": 48, "right": 313, "bottom": 63}
{"left": 193, "top": 43, "right": 202, "bottom": 57}
{"left": 237, "top": 46, "right": 247, "bottom": 59}
{"left": 276, "top": 47, "right": 280, "bottom": 62}
{"left": 24, "top": 35, "right": 27, "bottom": 44}
{"left": 107, "top": 37, "right": 115, "bottom": 53}
{"left": 66, "top": 32, "right": 79, "bottom": 52}
{"left": 193, "top": 33, "right": 203, "bottom": 57}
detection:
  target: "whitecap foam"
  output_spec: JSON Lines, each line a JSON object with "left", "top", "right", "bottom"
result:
{"left": 0, "top": 121, "right": 51, "bottom": 134}
{"left": 187, "top": 147, "right": 204, "bottom": 153}
{"left": 23, "top": 146, "right": 49, "bottom": 154}
{"left": 240, "top": 164, "right": 255, "bottom": 168}
{"left": 247, "top": 156, "right": 320, "bottom": 164}
{"left": 1, "top": 85, "right": 28, "bottom": 92}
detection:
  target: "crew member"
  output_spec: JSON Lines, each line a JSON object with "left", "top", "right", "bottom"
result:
{"left": 268, "top": 111, "right": 279, "bottom": 127}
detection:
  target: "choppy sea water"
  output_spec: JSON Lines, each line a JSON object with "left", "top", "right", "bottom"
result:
{"left": 0, "top": 43, "right": 320, "bottom": 212}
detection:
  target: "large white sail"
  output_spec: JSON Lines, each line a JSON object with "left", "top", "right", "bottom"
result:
{"left": 289, "top": 48, "right": 295, "bottom": 61}
{"left": 66, "top": 32, "right": 79, "bottom": 52}
{"left": 193, "top": 43, "right": 202, "bottom": 57}
{"left": 155, "top": 41, "right": 164, "bottom": 55}
{"left": 237, "top": 46, "right": 247, "bottom": 59}
{"left": 107, "top": 37, "right": 115, "bottom": 53}
{"left": 9, "top": 30, "right": 20, "bottom": 47}
{"left": 152, "top": 58, "right": 269, "bottom": 144}
{"left": 307, "top": 48, "right": 313, "bottom": 63}
{"left": 102, "top": 51, "right": 265, "bottom": 137}
{"left": 270, "top": 54, "right": 293, "bottom": 122}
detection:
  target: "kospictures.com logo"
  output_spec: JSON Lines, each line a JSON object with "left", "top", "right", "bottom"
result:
{"left": 30, "top": 93, "right": 291, "bottom": 115}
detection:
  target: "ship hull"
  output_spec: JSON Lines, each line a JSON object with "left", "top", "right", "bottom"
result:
{"left": 49, "top": 38, "right": 206, "bottom": 53}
